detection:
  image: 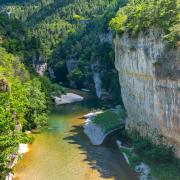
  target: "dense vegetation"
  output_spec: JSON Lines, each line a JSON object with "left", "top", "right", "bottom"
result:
{"left": 110, "top": 0, "right": 180, "bottom": 47}
{"left": 1, "top": 0, "right": 125, "bottom": 57}
{"left": 0, "top": 13, "right": 60, "bottom": 178}
{"left": 120, "top": 131, "right": 180, "bottom": 180}
{"left": 1, "top": 0, "right": 179, "bottom": 179}
{"left": 0, "top": 0, "right": 126, "bottom": 102}
{"left": 0, "top": 1, "right": 128, "bottom": 177}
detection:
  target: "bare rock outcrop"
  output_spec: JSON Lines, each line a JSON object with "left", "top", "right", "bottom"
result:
{"left": 115, "top": 28, "right": 180, "bottom": 157}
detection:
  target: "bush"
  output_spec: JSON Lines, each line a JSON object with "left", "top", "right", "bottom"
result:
{"left": 110, "top": 0, "right": 180, "bottom": 47}
{"left": 51, "top": 83, "right": 64, "bottom": 96}
{"left": 67, "top": 68, "right": 85, "bottom": 87}
{"left": 133, "top": 137, "right": 174, "bottom": 164}
{"left": 134, "top": 138, "right": 152, "bottom": 156}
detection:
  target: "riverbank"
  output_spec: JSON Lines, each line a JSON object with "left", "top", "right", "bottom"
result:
{"left": 116, "top": 140, "right": 153, "bottom": 180}
{"left": 6, "top": 143, "right": 30, "bottom": 180}
{"left": 116, "top": 131, "right": 180, "bottom": 180}
{"left": 83, "top": 105, "right": 180, "bottom": 180}
{"left": 11, "top": 90, "right": 86, "bottom": 179}
{"left": 83, "top": 106, "right": 125, "bottom": 145}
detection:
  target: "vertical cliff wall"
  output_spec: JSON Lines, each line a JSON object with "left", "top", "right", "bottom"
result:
{"left": 115, "top": 28, "right": 180, "bottom": 156}
{"left": 32, "top": 52, "right": 47, "bottom": 76}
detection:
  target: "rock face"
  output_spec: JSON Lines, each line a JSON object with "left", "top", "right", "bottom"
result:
{"left": 0, "top": 78, "right": 10, "bottom": 92}
{"left": 115, "top": 28, "right": 180, "bottom": 157}
{"left": 84, "top": 117, "right": 105, "bottom": 145}
{"left": 92, "top": 71, "right": 103, "bottom": 98}
{"left": 91, "top": 63, "right": 109, "bottom": 99}
{"left": 32, "top": 52, "right": 47, "bottom": 76}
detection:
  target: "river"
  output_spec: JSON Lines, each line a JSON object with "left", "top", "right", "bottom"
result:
{"left": 14, "top": 101, "right": 138, "bottom": 180}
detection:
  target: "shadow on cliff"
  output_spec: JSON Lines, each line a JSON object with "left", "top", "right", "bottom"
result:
{"left": 63, "top": 122, "right": 138, "bottom": 180}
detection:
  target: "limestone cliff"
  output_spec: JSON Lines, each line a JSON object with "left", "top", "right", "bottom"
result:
{"left": 115, "top": 28, "right": 180, "bottom": 156}
{"left": 32, "top": 52, "right": 47, "bottom": 76}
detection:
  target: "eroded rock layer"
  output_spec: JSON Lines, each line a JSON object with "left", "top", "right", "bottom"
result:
{"left": 115, "top": 28, "right": 180, "bottom": 156}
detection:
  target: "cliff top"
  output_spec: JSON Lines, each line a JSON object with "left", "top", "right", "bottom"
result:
{"left": 110, "top": 0, "right": 180, "bottom": 48}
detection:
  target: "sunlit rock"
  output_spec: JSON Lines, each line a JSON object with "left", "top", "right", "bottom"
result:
{"left": 115, "top": 27, "right": 180, "bottom": 157}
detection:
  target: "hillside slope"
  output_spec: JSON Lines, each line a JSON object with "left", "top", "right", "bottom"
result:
{"left": 0, "top": 14, "right": 49, "bottom": 179}
{"left": 0, "top": 0, "right": 126, "bottom": 102}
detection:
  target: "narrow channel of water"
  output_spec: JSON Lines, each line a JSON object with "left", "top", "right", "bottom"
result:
{"left": 14, "top": 101, "right": 138, "bottom": 180}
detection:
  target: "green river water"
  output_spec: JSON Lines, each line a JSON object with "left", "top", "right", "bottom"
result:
{"left": 14, "top": 101, "right": 138, "bottom": 180}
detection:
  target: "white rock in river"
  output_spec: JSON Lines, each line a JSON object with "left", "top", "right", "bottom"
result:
{"left": 18, "top": 144, "right": 29, "bottom": 154}
{"left": 83, "top": 111, "right": 103, "bottom": 119}
{"left": 54, "top": 93, "right": 84, "bottom": 105}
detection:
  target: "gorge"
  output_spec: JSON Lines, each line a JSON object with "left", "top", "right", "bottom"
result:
{"left": 0, "top": 0, "right": 180, "bottom": 179}
{"left": 13, "top": 102, "right": 138, "bottom": 180}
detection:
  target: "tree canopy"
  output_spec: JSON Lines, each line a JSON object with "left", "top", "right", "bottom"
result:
{"left": 110, "top": 0, "right": 180, "bottom": 47}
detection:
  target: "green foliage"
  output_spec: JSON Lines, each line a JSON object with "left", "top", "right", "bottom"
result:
{"left": 51, "top": 83, "right": 65, "bottom": 96}
{"left": 72, "top": 14, "right": 85, "bottom": 20}
{"left": 0, "top": 46, "right": 49, "bottom": 177}
{"left": 110, "top": 0, "right": 180, "bottom": 47}
{"left": 0, "top": 0, "right": 126, "bottom": 101}
{"left": 120, "top": 147, "right": 141, "bottom": 167}
{"left": 110, "top": 14, "right": 127, "bottom": 32}
{"left": 123, "top": 130, "right": 180, "bottom": 179}
{"left": 67, "top": 68, "right": 85, "bottom": 87}
{"left": 1, "top": 0, "right": 123, "bottom": 58}
{"left": 92, "top": 110, "right": 125, "bottom": 133}
{"left": 23, "top": 79, "right": 48, "bottom": 130}
{"left": 0, "top": 14, "right": 50, "bottom": 177}
{"left": 133, "top": 138, "right": 174, "bottom": 164}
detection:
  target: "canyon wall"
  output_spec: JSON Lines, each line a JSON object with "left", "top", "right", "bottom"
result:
{"left": 115, "top": 28, "right": 180, "bottom": 156}
{"left": 32, "top": 52, "right": 47, "bottom": 76}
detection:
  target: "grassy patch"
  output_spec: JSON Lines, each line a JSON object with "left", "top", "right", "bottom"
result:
{"left": 92, "top": 110, "right": 125, "bottom": 133}
{"left": 121, "top": 147, "right": 141, "bottom": 168}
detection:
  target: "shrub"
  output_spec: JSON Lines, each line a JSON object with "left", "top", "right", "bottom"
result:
{"left": 110, "top": 0, "right": 180, "bottom": 47}
{"left": 133, "top": 137, "right": 174, "bottom": 164}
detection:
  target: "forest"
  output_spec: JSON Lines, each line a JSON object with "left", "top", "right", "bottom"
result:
{"left": 0, "top": 0, "right": 127, "bottom": 102}
{"left": 0, "top": 14, "right": 49, "bottom": 178}
{"left": 0, "top": 0, "right": 126, "bottom": 178}
{"left": 0, "top": 0, "right": 180, "bottom": 179}
{"left": 110, "top": 0, "right": 180, "bottom": 47}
